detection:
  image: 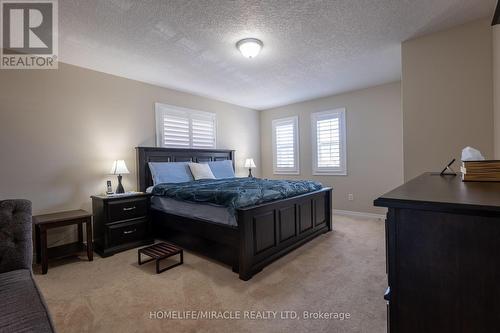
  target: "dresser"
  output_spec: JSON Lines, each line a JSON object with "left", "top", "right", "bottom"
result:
{"left": 91, "top": 193, "right": 153, "bottom": 257}
{"left": 374, "top": 173, "right": 500, "bottom": 333}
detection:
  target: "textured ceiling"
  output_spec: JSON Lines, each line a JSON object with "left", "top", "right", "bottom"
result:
{"left": 59, "top": 0, "right": 496, "bottom": 110}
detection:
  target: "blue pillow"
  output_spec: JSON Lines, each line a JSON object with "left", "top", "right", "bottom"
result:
{"left": 208, "top": 160, "right": 235, "bottom": 179}
{"left": 148, "top": 162, "right": 194, "bottom": 185}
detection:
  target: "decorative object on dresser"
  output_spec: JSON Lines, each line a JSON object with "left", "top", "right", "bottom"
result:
{"left": 136, "top": 147, "right": 332, "bottom": 281}
{"left": 438, "top": 158, "right": 457, "bottom": 176}
{"left": 138, "top": 242, "right": 183, "bottom": 274}
{"left": 244, "top": 158, "right": 256, "bottom": 177}
{"left": 33, "top": 209, "right": 93, "bottom": 274}
{"left": 91, "top": 193, "right": 153, "bottom": 257}
{"left": 110, "top": 159, "right": 130, "bottom": 194}
{"left": 374, "top": 173, "right": 500, "bottom": 333}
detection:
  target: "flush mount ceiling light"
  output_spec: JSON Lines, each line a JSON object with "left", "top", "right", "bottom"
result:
{"left": 236, "top": 38, "right": 263, "bottom": 59}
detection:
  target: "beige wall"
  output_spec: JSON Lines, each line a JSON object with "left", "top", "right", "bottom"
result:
{"left": 0, "top": 63, "right": 260, "bottom": 245}
{"left": 260, "top": 82, "right": 403, "bottom": 215}
{"left": 402, "top": 18, "right": 494, "bottom": 180}
{"left": 2, "top": 17, "right": 495, "bottom": 242}
{"left": 494, "top": 25, "right": 500, "bottom": 158}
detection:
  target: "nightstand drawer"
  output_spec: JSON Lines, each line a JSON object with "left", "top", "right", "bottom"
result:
{"left": 108, "top": 198, "right": 148, "bottom": 222}
{"left": 107, "top": 219, "right": 148, "bottom": 247}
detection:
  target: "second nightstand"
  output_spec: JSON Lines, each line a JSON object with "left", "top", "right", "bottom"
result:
{"left": 91, "top": 193, "right": 154, "bottom": 257}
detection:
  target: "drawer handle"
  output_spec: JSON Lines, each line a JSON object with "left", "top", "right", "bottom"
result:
{"left": 123, "top": 206, "right": 136, "bottom": 211}
{"left": 123, "top": 229, "right": 137, "bottom": 235}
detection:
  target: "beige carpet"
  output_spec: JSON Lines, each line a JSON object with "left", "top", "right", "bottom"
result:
{"left": 34, "top": 215, "right": 387, "bottom": 333}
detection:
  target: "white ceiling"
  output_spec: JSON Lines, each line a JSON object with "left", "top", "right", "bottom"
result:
{"left": 59, "top": 0, "right": 496, "bottom": 110}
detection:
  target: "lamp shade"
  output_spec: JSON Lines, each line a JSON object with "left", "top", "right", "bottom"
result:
{"left": 110, "top": 160, "right": 130, "bottom": 175}
{"left": 244, "top": 158, "right": 256, "bottom": 168}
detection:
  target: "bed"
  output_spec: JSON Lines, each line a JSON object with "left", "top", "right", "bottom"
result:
{"left": 136, "top": 147, "right": 332, "bottom": 280}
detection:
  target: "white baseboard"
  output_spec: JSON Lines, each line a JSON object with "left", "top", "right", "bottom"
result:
{"left": 333, "top": 209, "right": 385, "bottom": 220}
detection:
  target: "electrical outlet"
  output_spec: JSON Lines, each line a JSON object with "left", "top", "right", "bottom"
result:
{"left": 348, "top": 193, "right": 354, "bottom": 201}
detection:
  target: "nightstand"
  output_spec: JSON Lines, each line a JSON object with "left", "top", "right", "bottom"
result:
{"left": 91, "top": 193, "right": 154, "bottom": 257}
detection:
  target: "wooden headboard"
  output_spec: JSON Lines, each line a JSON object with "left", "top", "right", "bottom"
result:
{"left": 135, "top": 147, "right": 235, "bottom": 192}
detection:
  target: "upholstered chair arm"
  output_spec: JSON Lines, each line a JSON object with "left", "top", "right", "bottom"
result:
{"left": 0, "top": 200, "right": 33, "bottom": 273}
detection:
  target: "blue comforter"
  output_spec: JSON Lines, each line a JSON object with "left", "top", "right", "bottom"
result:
{"left": 152, "top": 177, "right": 323, "bottom": 214}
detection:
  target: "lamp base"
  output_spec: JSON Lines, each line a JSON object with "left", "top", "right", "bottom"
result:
{"left": 248, "top": 168, "right": 253, "bottom": 178}
{"left": 115, "top": 174, "right": 125, "bottom": 194}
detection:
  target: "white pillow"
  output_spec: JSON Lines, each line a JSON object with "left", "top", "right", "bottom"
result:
{"left": 188, "top": 163, "right": 216, "bottom": 180}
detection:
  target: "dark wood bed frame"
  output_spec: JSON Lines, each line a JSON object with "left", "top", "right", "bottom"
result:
{"left": 136, "top": 147, "right": 332, "bottom": 280}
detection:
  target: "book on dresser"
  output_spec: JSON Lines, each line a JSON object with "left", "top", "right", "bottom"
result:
{"left": 461, "top": 160, "right": 500, "bottom": 181}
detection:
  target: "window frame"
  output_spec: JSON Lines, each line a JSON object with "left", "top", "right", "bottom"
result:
{"left": 272, "top": 116, "right": 300, "bottom": 175}
{"left": 311, "top": 108, "right": 347, "bottom": 176}
{"left": 155, "top": 103, "right": 217, "bottom": 149}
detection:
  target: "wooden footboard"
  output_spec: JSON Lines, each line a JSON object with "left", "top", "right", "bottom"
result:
{"left": 236, "top": 188, "right": 332, "bottom": 280}
{"left": 137, "top": 147, "right": 333, "bottom": 281}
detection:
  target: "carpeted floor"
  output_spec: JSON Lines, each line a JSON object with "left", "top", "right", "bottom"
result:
{"left": 34, "top": 215, "right": 387, "bottom": 333}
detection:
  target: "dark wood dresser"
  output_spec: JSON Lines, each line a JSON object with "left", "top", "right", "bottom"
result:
{"left": 374, "top": 173, "right": 500, "bottom": 333}
{"left": 91, "top": 193, "right": 153, "bottom": 257}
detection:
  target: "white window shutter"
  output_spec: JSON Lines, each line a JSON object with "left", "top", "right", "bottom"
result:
{"left": 272, "top": 116, "right": 299, "bottom": 174}
{"left": 312, "top": 109, "right": 347, "bottom": 175}
{"left": 155, "top": 103, "right": 216, "bottom": 149}
{"left": 191, "top": 113, "right": 216, "bottom": 149}
{"left": 162, "top": 113, "right": 190, "bottom": 148}
{"left": 317, "top": 117, "right": 340, "bottom": 168}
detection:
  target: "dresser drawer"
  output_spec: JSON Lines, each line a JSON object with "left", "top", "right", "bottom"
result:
{"left": 107, "top": 219, "right": 148, "bottom": 247}
{"left": 107, "top": 198, "right": 148, "bottom": 222}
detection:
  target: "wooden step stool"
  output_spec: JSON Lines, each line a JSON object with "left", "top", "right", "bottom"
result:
{"left": 138, "top": 242, "right": 183, "bottom": 274}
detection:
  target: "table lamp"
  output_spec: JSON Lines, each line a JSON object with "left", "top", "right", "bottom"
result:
{"left": 110, "top": 160, "right": 130, "bottom": 193}
{"left": 244, "top": 158, "right": 256, "bottom": 178}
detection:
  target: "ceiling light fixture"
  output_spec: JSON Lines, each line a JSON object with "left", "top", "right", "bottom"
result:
{"left": 236, "top": 38, "right": 263, "bottom": 59}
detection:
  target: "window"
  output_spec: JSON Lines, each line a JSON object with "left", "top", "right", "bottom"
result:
{"left": 311, "top": 108, "right": 346, "bottom": 175}
{"left": 272, "top": 116, "right": 299, "bottom": 174}
{"left": 155, "top": 103, "right": 216, "bottom": 149}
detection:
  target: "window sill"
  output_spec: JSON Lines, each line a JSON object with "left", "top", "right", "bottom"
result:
{"left": 273, "top": 171, "right": 300, "bottom": 175}
{"left": 313, "top": 171, "right": 347, "bottom": 176}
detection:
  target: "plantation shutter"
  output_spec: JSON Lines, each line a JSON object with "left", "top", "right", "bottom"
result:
{"left": 272, "top": 116, "right": 299, "bottom": 174}
{"left": 191, "top": 113, "right": 216, "bottom": 149}
{"left": 155, "top": 103, "right": 216, "bottom": 149}
{"left": 317, "top": 116, "right": 340, "bottom": 168}
{"left": 312, "top": 109, "right": 346, "bottom": 175}
{"left": 162, "top": 113, "right": 190, "bottom": 148}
